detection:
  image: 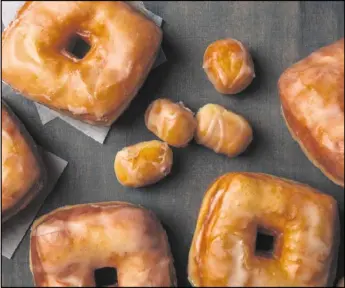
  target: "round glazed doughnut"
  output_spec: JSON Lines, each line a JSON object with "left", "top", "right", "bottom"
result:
{"left": 188, "top": 173, "right": 339, "bottom": 287}
{"left": 2, "top": 1, "right": 162, "bottom": 126}
{"left": 203, "top": 38, "right": 255, "bottom": 94}
{"left": 145, "top": 98, "right": 196, "bottom": 148}
{"left": 1, "top": 100, "right": 47, "bottom": 222}
{"left": 30, "top": 202, "right": 176, "bottom": 287}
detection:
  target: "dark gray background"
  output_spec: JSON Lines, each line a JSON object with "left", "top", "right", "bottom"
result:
{"left": 2, "top": 1, "right": 344, "bottom": 287}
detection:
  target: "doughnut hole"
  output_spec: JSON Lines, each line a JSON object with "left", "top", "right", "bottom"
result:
{"left": 94, "top": 267, "right": 117, "bottom": 287}
{"left": 255, "top": 227, "right": 279, "bottom": 258}
{"left": 203, "top": 38, "right": 255, "bottom": 94}
{"left": 145, "top": 99, "right": 196, "bottom": 148}
{"left": 63, "top": 33, "right": 91, "bottom": 61}
{"left": 195, "top": 104, "right": 253, "bottom": 157}
{"left": 114, "top": 140, "right": 173, "bottom": 188}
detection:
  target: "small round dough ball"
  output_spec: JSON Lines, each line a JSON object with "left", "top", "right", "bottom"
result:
{"left": 114, "top": 140, "right": 173, "bottom": 188}
{"left": 203, "top": 38, "right": 255, "bottom": 94}
{"left": 195, "top": 104, "right": 253, "bottom": 157}
{"left": 145, "top": 99, "right": 196, "bottom": 147}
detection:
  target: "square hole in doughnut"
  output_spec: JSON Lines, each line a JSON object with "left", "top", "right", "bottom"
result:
{"left": 255, "top": 227, "right": 276, "bottom": 258}
{"left": 64, "top": 34, "right": 91, "bottom": 60}
{"left": 94, "top": 267, "right": 117, "bottom": 287}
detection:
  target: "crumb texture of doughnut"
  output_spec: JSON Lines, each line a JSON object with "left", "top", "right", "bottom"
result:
{"left": 195, "top": 104, "right": 253, "bottom": 157}
{"left": 30, "top": 202, "right": 176, "bottom": 287}
{"left": 114, "top": 140, "right": 173, "bottom": 188}
{"left": 188, "top": 172, "right": 339, "bottom": 287}
{"left": 145, "top": 99, "right": 196, "bottom": 147}
{"left": 1, "top": 100, "right": 46, "bottom": 223}
{"left": 278, "top": 38, "right": 344, "bottom": 187}
{"left": 2, "top": 1, "right": 162, "bottom": 126}
{"left": 203, "top": 38, "right": 255, "bottom": 94}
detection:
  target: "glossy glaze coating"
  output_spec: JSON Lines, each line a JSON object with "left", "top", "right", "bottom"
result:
{"left": 188, "top": 173, "right": 339, "bottom": 287}
{"left": 1, "top": 101, "right": 46, "bottom": 222}
{"left": 279, "top": 38, "right": 344, "bottom": 187}
{"left": 203, "top": 38, "right": 255, "bottom": 94}
{"left": 114, "top": 140, "right": 173, "bottom": 188}
{"left": 145, "top": 99, "right": 196, "bottom": 147}
{"left": 2, "top": 1, "right": 162, "bottom": 126}
{"left": 195, "top": 104, "right": 253, "bottom": 157}
{"left": 30, "top": 202, "right": 176, "bottom": 287}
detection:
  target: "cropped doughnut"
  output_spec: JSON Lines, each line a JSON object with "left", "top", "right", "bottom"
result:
{"left": 2, "top": 1, "right": 162, "bottom": 126}
{"left": 1, "top": 100, "right": 47, "bottom": 223}
{"left": 114, "top": 140, "right": 173, "bottom": 188}
{"left": 188, "top": 172, "right": 339, "bottom": 287}
{"left": 30, "top": 202, "right": 176, "bottom": 287}
{"left": 145, "top": 98, "right": 196, "bottom": 147}
{"left": 279, "top": 38, "right": 344, "bottom": 187}
{"left": 195, "top": 104, "right": 253, "bottom": 157}
{"left": 203, "top": 38, "right": 255, "bottom": 94}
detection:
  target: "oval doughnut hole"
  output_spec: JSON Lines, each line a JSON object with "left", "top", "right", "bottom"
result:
{"left": 255, "top": 227, "right": 276, "bottom": 258}
{"left": 65, "top": 34, "right": 91, "bottom": 60}
{"left": 94, "top": 267, "right": 117, "bottom": 287}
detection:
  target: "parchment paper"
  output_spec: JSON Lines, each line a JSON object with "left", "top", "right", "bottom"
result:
{"left": 2, "top": 1, "right": 167, "bottom": 144}
{"left": 1, "top": 149, "right": 68, "bottom": 259}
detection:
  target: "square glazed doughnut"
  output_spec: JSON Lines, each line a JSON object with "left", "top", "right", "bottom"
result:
{"left": 2, "top": 1, "right": 163, "bottom": 126}
{"left": 1, "top": 100, "right": 47, "bottom": 222}
{"left": 188, "top": 173, "right": 339, "bottom": 287}
{"left": 30, "top": 202, "right": 176, "bottom": 286}
{"left": 279, "top": 39, "right": 344, "bottom": 187}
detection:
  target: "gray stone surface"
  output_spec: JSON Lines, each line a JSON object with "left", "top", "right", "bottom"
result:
{"left": 1, "top": 1, "right": 344, "bottom": 286}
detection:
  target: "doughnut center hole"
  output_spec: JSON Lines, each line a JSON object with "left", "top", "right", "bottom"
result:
{"left": 255, "top": 227, "right": 276, "bottom": 257}
{"left": 65, "top": 34, "right": 91, "bottom": 60}
{"left": 94, "top": 267, "right": 117, "bottom": 287}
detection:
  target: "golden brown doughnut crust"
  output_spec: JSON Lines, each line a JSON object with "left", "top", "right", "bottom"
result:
{"left": 1, "top": 100, "right": 47, "bottom": 223}
{"left": 30, "top": 202, "right": 176, "bottom": 287}
{"left": 188, "top": 172, "right": 339, "bottom": 287}
{"left": 278, "top": 39, "right": 344, "bottom": 187}
{"left": 2, "top": 1, "right": 162, "bottom": 126}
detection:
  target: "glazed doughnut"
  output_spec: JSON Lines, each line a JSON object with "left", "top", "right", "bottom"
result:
{"left": 114, "top": 140, "right": 173, "bottom": 188}
{"left": 203, "top": 38, "right": 255, "bottom": 94}
{"left": 188, "top": 172, "right": 339, "bottom": 287}
{"left": 2, "top": 1, "right": 162, "bottom": 126}
{"left": 279, "top": 38, "right": 344, "bottom": 187}
{"left": 195, "top": 104, "right": 253, "bottom": 157}
{"left": 30, "top": 202, "right": 176, "bottom": 287}
{"left": 1, "top": 100, "right": 47, "bottom": 223}
{"left": 145, "top": 99, "right": 196, "bottom": 148}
